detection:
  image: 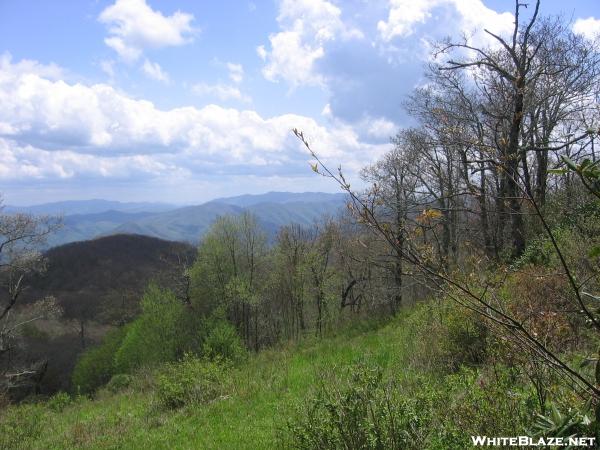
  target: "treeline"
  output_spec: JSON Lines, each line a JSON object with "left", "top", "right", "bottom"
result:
{"left": 71, "top": 210, "right": 430, "bottom": 393}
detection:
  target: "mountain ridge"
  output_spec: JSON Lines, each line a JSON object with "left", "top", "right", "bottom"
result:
{"left": 5, "top": 192, "right": 348, "bottom": 247}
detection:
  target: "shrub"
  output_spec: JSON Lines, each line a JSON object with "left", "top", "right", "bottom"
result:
{"left": 442, "top": 304, "right": 488, "bottom": 371}
{"left": 411, "top": 301, "right": 487, "bottom": 373}
{"left": 285, "top": 363, "right": 432, "bottom": 450}
{"left": 155, "top": 354, "right": 231, "bottom": 409}
{"left": 438, "top": 366, "right": 533, "bottom": 443}
{"left": 106, "top": 374, "right": 133, "bottom": 393}
{"left": 202, "top": 320, "right": 246, "bottom": 363}
{"left": 47, "top": 391, "right": 71, "bottom": 412}
{"left": 71, "top": 325, "right": 128, "bottom": 395}
{"left": 114, "top": 285, "right": 198, "bottom": 373}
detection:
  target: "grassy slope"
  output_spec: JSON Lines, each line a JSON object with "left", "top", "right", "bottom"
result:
{"left": 3, "top": 312, "right": 425, "bottom": 450}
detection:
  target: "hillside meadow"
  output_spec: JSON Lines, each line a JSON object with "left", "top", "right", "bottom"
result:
{"left": 2, "top": 299, "right": 590, "bottom": 449}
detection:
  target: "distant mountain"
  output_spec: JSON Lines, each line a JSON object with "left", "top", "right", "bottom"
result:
{"left": 5, "top": 199, "right": 178, "bottom": 216}
{"left": 5, "top": 192, "right": 348, "bottom": 247}
{"left": 45, "top": 210, "right": 157, "bottom": 247}
{"left": 114, "top": 202, "right": 244, "bottom": 242}
{"left": 213, "top": 191, "right": 347, "bottom": 207}
{"left": 114, "top": 196, "right": 347, "bottom": 243}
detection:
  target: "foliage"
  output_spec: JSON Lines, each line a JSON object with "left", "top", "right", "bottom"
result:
{"left": 114, "top": 284, "right": 197, "bottom": 373}
{"left": 105, "top": 374, "right": 133, "bottom": 393}
{"left": 286, "top": 360, "right": 535, "bottom": 450}
{"left": 202, "top": 320, "right": 246, "bottom": 363}
{"left": 71, "top": 325, "right": 128, "bottom": 395}
{"left": 409, "top": 301, "right": 488, "bottom": 373}
{"left": 437, "top": 304, "right": 488, "bottom": 371}
{"left": 155, "top": 354, "right": 231, "bottom": 409}
{"left": 438, "top": 367, "right": 534, "bottom": 444}
{"left": 285, "top": 362, "right": 432, "bottom": 449}
{"left": 530, "top": 403, "right": 594, "bottom": 440}
{"left": 47, "top": 392, "right": 72, "bottom": 413}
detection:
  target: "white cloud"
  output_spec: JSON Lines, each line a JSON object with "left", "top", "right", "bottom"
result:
{"left": 0, "top": 138, "right": 180, "bottom": 180}
{"left": 365, "top": 117, "right": 397, "bottom": 140}
{"left": 573, "top": 17, "right": 600, "bottom": 41}
{"left": 99, "top": 0, "right": 196, "bottom": 62}
{"left": 227, "top": 62, "right": 244, "bottom": 84}
{"left": 256, "top": 45, "right": 267, "bottom": 61}
{"left": 0, "top": 52, "right": 64, "bottom": 80}
{"left": 192, "top": 82, "right": 250, "bottom": 102}
{"left": 0, "top": 57, "right": 387, "bottom": 184}
{"left": 377, "top": 0, "right": 432, "bottom": 39}
{"left": 142, "top": 59, "right": 169, "bottom": 82}
{"left": 377, "top": 0, "right": 514, "bottom": 46}
{"left": 259, "top": 0, "right": 363, "bottom": 87}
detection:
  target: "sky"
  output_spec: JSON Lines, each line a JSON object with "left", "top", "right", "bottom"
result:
{"left": 0, "top": 0, "right": 598, "bottom": 205}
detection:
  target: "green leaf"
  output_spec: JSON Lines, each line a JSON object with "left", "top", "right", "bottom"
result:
{"left": 562, "top": 156, "right": 578, "bottom": 171}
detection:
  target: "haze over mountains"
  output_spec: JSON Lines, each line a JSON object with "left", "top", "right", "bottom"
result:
{"left": 6, "top": 192, "right": 347, "bottom": 247}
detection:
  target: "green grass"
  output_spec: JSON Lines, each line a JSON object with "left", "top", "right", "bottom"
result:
{"left": 0, "top": 308, "right": 441, "bottom": 449}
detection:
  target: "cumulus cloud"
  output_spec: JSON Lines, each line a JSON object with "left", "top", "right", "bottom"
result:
{"left": 364, "top": 117, "right": 397, "bottom": 140}
{"left": 0, "top": 52, "right": 64, "bottom": 80}
{"left": 98, "top": 0, "right": 196, "bottom": 62}
{"left": 377, "top": 0, "right": 514, "bottom": 46}
{"left": 377, "top": 0, "right": 514, "bottom": 47}
{"left": 0, "top": 138, "right": 181, "bottom": 180}
{"left": 142, "top": 59, "right": 169, "bottom": 82}
{"left": 255, "top": 0, "right": 514, "bottom": 128}
{"left": 257, "top": 0, "right": 515, "bottom": 126}
{"left": 0, "top": 56, "right": 388, "bottom": 186}
{"left": 573, "top": 17, "right": 600, "bottom": 41}
{"left": 258, "top": 0, "right": 363, "bottom": 87}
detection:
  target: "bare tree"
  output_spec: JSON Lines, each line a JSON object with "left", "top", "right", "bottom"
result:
{"left": 0, "top": 197, "right": 62, "bottom": 396}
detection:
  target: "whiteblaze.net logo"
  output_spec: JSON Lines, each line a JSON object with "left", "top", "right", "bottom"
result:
{"left": 471, "top": 436, "right": 596, "bottom": 447}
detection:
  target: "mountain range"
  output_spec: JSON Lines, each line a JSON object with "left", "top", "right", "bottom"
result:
{"left": 6, "top": 192, "right": 347, "bottom": 247}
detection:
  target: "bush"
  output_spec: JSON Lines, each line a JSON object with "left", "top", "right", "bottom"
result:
{"left": 106, "top": 374, "right": 133, "bottom": 393}
{"left": 202, "top": 320, "right": 246, "bottom": 363}
{"left": 71, "top": 325, "right": 128, "bottom": 395}
{"left": 47, "top": 391, "right": 71, "bottom": 412}
{"left": 410, "top": 301, "right": 487, "bottom": 373}
{"left": 442, "top": 304, "right": 488, "bottom": 371}
{"left": 286, "top": 363, "right": 432, "bottom": 450}
{"left": 437, "top": 366, "right": 533, "bottom": 444}
{"left": 155, "top": 354, "right": 231, "bottom": 409}
{"left": 114, "top": 285, "right": 199, "bottom": 373}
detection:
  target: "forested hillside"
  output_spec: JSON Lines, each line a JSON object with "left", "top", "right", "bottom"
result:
{"left": 4, "top": 234, "right": 195, "bottom": 396}
{"left": 1, "top": 0, "right": 600, "bottom": 448}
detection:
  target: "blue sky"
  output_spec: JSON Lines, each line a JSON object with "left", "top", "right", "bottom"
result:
{"left": 0, "top": 0, "right": 598, "bottom": 205}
